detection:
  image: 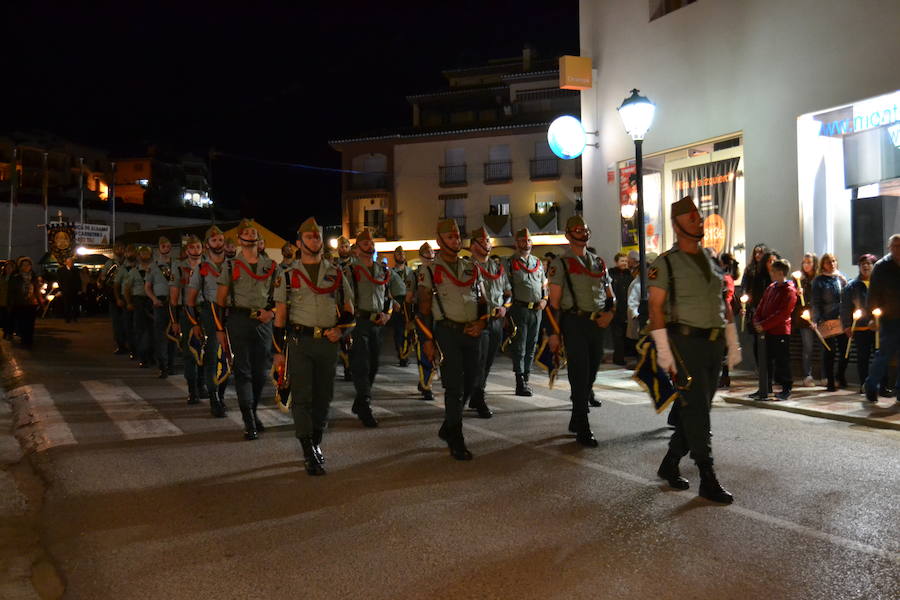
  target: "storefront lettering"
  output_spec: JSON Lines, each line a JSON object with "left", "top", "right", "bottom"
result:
{"left": 818, "top": 105, "right": 898, "bottom": 136}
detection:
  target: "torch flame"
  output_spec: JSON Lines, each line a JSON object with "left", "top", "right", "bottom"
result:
{"left": 792, "top": 271, "right": 802, "bottom": 279}
{"left": 853, "top": 309, "right": 863, "bottom": 320}
{"left": 46, "top": 294, "right": 55, "bottom": 302}
{"left": 873, "top": 308, "right": 882, "bottom": 317}
{"left": 801, "top": 309, "right": 811, "bottom": 321}
{"left": 740, "top": 294, "right": 749, "bottom": 303}
{"left": 51, "top": 281, "right": 59, "bottom": 289}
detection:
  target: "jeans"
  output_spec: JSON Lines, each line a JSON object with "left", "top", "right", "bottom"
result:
{"left": 866, "top": 318, "right": 900, "bottom": 395}
{"left": 822, "top": 334, "right": 848, "bottom": 386}
{"left": 799, "top": 327, "right": 816, "bottom": 379}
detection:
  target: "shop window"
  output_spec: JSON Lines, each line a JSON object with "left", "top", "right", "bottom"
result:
{"left": 650, "top": 0, "right": 696, "bottom": 21}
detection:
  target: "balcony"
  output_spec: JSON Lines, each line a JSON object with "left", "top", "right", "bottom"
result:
{"left": 439, "top": 164, "right": 467, "bottom": 187}
{"left": 348, "top": 171, "right": 392, "bottom": 191}
{"left": 349, "top": 221, "right": 390, "bottom": 240}
{"left": 529, "top": 157, "right": 560, "bottom": 181}
{"left": 483, "top": 161, "right": 512, "bottom": 184}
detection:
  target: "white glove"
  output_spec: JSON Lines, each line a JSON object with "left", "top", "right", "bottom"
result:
{"left": 725, "top": 322, "right": 742, "bottom": 369}
{"left": 650, "top": 329, "right": 675, "bottom": 374}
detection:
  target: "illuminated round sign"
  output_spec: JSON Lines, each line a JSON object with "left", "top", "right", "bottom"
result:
{"left": 547, "top": 115, "right": 586, "bottom": 160}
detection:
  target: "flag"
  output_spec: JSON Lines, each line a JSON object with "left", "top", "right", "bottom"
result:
{"left": 214, "top": 332, "right": 232, "bottom": 386}
{"left": 399, "top": 305, "right": 416, "bottom": 359}
{"left": 272, "top": 345, "right": 291, "bottom": 412}
{"left": 500, "top": 315, "right": 518, "bottom": 352}
{"left": 41, "top": 152, "right": 48, "bottom": 209}
{"left": 534, "top": 334, "right": 565, "bottom": 389}
{"left": 187, "top": 328, "right": 205, "bottom": 366}
{"left": 9, "top": 147, "right": 17, "bottom": 206}
{"left": 416, "top": 333, "right": 439, "bottom": 390}
{"left": 632, "top": 334, "right": 680, "bottom": 413}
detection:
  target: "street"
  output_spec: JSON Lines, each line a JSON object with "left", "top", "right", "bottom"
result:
{"left": 5, "top": 317, "right": 900, "bottom": 599}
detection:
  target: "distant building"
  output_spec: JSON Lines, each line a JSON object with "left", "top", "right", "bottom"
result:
{"left": 114, "top": 150, "right": 211, "bottom": 210}
{"left": 330, "top": 48, "right": 581, "bottom": 244}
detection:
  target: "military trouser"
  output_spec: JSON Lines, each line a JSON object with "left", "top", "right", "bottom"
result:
{"left": 668, "top": 332, "right": 725, "bottom": 466}
{"left": 389, "top": 310, "right": 406, "bottom": 360}
{"left": 226, "top": 310, "right": 272, "bottom": 418}
{"left": 131, "top": 296, "right": 153, "bottom": 363}
{"left": 109, "top": 300, "right": 127, "bottom": 350}
{"left": 287, "top": 331, "right": 339, "bottom": 438}
{"left": 562, "top": 313, "right": 605, "bottom": 416}
{"left": 198, "top": 303, "right": 223, "bottom": 399}
{"left": 510, "top": 304, "right": 542, "bottom": 375}
{"left": 475, "top": 317, "right": 503, "bottom": 395}
{"left": 435, "top": 321, "right": 480, "bottom": 428}
{"left": 179, "top": 311, "right": 200, "bottom": 393}
{"left": 350, "top": 318, "right": 383, "bottom": 399}
{"left": 122, "top": 302, "right": 134, "bottom": 353}
{"left": 152, "top": 301, "right": 175, "bottom": 371}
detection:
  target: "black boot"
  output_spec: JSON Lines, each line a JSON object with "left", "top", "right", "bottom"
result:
{"left": 158, "top": 367, "right": 168, "bottom": 379}
{"left": 468, "top": 389, "right": 493, "bottom": 419}
{"left": 210, "top": 396, "right": 226, "bottom": 418}
{"left": 418, "top": 383, "right": 434, "bottom": 401}
{"left": 198, "top": 378, "right": 209, "bottom": 399}
{"left": 657, "top": 450, "right": 689, "bottom": 490}
{"left": 588, "top": 390, "right": 602, "bottom": 407}
{"left": 568, "top": 412, "right": 598, "bottom": 447}
{"left": 241, "top": 409, "right": 258, "bottom": 441}
{"left": 515, "top": 373, "right": 532, "bottom": 397}
{"left": 698, "top": 463, "right": 733, "bottom": 504}
{"left": 186, "top": 380, "right": 200, "bottom": 405}
{"left": 439, "top": 423, "right": 472, "bottom": 460}
{"left": 299, "top": 438, "right": 326, "bottom": 476}
{"left": 352, "top": 396, "right": 378, "bottom": 428}
{"left": 312, "top": 429, "right": 325, "bottom": 464}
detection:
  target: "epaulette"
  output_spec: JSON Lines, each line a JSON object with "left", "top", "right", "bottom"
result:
{"left": 659, "top": 248, "right": 679, "bottom": 257}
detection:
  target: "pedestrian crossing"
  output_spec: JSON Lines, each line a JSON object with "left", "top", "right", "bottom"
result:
{"left": 82, "top": 379, "right": 183, "bottom": 440}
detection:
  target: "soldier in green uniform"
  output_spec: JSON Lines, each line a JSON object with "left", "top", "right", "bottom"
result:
{"left": 417, "top": 219, "right": 486, "bottom": 460}
{"left": 411, "top": 242, "right": 436, "bottom": 401}
{"left": 100, "top": 242, "right": 128, "bottom": 354}
{"left": 186, "top": 226, "right": 229, "bottom": 417}
{"left": 123, "top": 245, "right": 155, "bottom": 368}
{"left": 390, "top": 246, "right": 413, "bottom": 367}
{"left": 335, "top": 235, "right": 353, "bottom": 381}
{"left": 169, "top": 235, "right": 204, "bottom": 403}
{"left": 113, "top": 244, "right": 137, "bottom": 359}
{"left": 506, "top": 228, "right": 547, "bottom": 396}
{"left": 214, "top": 219, "right": 279, "bottom": 440}
{"left": 144, "top": 236, "right": 176, "bottom": 378}
{"left": 273, "top": 218, "right": 355, "bottom": 475}
{"left": 224, "top": 237, "right": 237, "bottom": 260}
{"left": 648, "top": 196, "right": 741, "bottom": 503}
{"left": 280, "top": 242, "right": 296, "bottom": 270}
{"left": 547, "top": 216, "right": 615, "bottom": 447}
{"left": 348, "top": 228, "right": 396, "bottom": 428}
{"left": 468, "top": 226, "right": 510, "bottom": 418}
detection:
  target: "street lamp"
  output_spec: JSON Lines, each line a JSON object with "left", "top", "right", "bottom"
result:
{"left": 617, "top": 89, "right": 656, "bottom": 325}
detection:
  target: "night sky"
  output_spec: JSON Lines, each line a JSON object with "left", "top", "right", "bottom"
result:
{"left": 2, "top": 1, "right": 578, "bottom": 239}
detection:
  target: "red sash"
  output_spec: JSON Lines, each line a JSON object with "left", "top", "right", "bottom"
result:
{"left": 291, "top": 267, "right": 343, "bottom": 294}
{"left": 565, "top": 256, "right": 607, "bottom": 279}
{"left": 353, "top": 264, "right": 390, "bottom": 286}
{"left": 231, "top": 260, "right": 276, "bottom": 281}
{"left": 475, "top": 262, "right": 504, "bottom": 280}
{"left": 199, "top": 261, "right": 221, "bottom": 279}
{"left": 512, "top": 257, "right": 541, "bottom": 273}
{"left": 179, "top": 265, "right": 193, "bottom": 286}
{"left": 433, "top": 263, "right": 478, "bottom": 287}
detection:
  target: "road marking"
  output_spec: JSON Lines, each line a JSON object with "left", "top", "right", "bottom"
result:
{"left": 165, "top": 378, "right": 291, "bottom": 428}
{"left": 463, "top": 422, "right": 900, "bottom": 565}
{"left": 9, "top": 384, "right": 77, "bottom": 451}
{"left": 82, "top": 379, "right": 183, "bottom": 440}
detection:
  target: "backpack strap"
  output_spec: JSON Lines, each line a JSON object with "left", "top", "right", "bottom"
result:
{"left": 426, "top": 265, "right": 449, "bottom": 320}
{"left": 560, "top": 257, "right": 580, "bottom": 313}
{"left": 664, "top": 254, "right": 679, "bottom": 324}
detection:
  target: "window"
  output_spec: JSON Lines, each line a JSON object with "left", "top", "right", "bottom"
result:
{"left": 574, "top": 187, "right": 583, "bottom": 214}
{"left": 534, "top": 191, "right": 556, "bottom": 214}
{"left": 650, "top": 0, "right": 696, "bottom": 21}
{"left": 440, "top": 194, "right": 467, "bottom": 234}
{"left": 364, "top": 209, "right": 386, "bottom": 237}
{"left": 489, "top": 194, "right": 510, "bottom": 216}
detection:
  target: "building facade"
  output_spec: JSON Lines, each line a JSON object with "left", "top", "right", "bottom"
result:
{"left": 330, "top": 50, "right": 583, "bottom": 246}
{"left": 578, "top": 0, "right": 900, "bottom": 273}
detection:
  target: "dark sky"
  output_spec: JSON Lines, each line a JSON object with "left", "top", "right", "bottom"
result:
{"left": 2, "top": 1, "right": 578, "bottom": 238}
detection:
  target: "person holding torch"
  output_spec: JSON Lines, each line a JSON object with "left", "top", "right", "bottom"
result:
{"left": 864, "top": 235, "right": 900, "bottom": 403}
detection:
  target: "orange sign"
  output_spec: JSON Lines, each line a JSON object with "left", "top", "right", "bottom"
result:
{"left": 559, "top": 55, "right": 592, "bottom": 91}
{"left": 703, "top": 214, "right": 726, "bottom": 254}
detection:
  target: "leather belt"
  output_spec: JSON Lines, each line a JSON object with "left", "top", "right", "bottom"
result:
{"left": 565, "top": 308, "right": 603, "bottom": 320}
{"left": 357, "top": 309, "right": 386, "bottom": 324}
{"left": 156, "top": 295, "right": 168, "bottom": 302}
{"left": 229, "top": 307, "right": 267, "bottom": 319}
{"left": 667, "top": 323, "right": 724, "bottom": 341}
{"left": 513, "top": 300, "right": 542, "bottom": 310}
{"left": 290, "top": 324, "right": 328, "bottom": 339}
{"left": 437, "top": 318, "right": 470, "bottom": 332}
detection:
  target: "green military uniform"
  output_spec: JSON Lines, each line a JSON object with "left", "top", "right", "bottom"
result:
{"left": 548, "top": 219, "right": 613, "bottom": 444}
{"left": 417, "top": 220, "right": 484, "bottom": 459}
{"left": 187, "top": 227, "right": 229, "bottom": 417}
{"left": 389, "top": 250, "right": 413, "bottom": 365}
{"left": 215, "top": 223, "right": 278, "bottom": 439}
{"left": 101, "top": 255, "right": 128, "bottom": 352}
{"left": 146, "top": 256, "right": 176, "bottom": 375}
{"left": 410, "top": 243, "right": 437, "bottom": 400}
{"left": 348, "top": 230, "right": 395, "bottom": 426}
{"left": 113, "top": 258, "right": 136, "bottom": 356}
{"left": 171, "top": 247, "right": 203, "bottom": 401}
{"left": 123, "top": 257, "right": 154, "bottom": 365}
{"left": 648, "top": 246, "right": 726, "bottom": 467}
{"left": 506, "top": 228, "right": 546, "bottom": 394}
{"left": 470, "top": 227, "right": 510, "bottom": 416}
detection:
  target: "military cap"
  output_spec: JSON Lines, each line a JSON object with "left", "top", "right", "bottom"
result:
{"left": 337, "top": 236, "right": 350, "bottom": 246}
{"left": 436, "top": 218, "right": 460, "bottom": 235}
{"left": 671, "top": 195, "right": 698, "bottom": 218}
{"left": 297, "top": 217, "right": 322, "bottom": 234}
{"left": 224, "top": 236, "right": 237, "bottom": 246}
{"left": 565, "top": 215, "right": 586, "bottom": 231}
{"left": 470, "top": 226, "right": 489, "bottom": 241}
{"left": 281, "top": 242, "right": 295, "bottom": 253}
{"left": 355, "top": 228, "right": 373, "bottom": 243}
{"left": 514, "top": 227, "right": 531, "bottom": 240}
{"left": 16, "top": 256, "right": 32, "bottom": 267}
{"left": 394, "top": 245, "right": 404, "bottom": 253}
{"left": 183, "top": 234, "right": 202, "bottom": 246}
{"left": 237, "top": 218, "right": 259, "bottom": 235}
{"left": 136, "top": 245, "right": 152, "bottom": 256}
{"left": 158, "top": 236, "right": 171, "bottom": 245}
{"left": 419, "top": 242, "right": 433, "bottom": 256}
{"left": 204, "top": 225, "right": 224, "bottom": 241}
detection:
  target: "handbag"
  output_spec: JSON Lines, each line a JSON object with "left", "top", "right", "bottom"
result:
{"left": 818, "top": 318, "right": 843, "bottom": 339}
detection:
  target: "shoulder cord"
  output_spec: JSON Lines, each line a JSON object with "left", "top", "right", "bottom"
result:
{"left": 664, "top": 254, "right": 678, "bottom": 323}
{"left": 227, "top": 260, "right": 236, "bottom": 307}
{"left": 266, "top": 261, "right": 276, "bottom": 310}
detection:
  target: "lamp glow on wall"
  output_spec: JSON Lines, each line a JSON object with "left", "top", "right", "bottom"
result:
{"left": 547, "top": 115, "right": 587, "bottom": 160}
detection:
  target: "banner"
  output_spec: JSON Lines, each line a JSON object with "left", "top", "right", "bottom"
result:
{"left": 671, "top": 157, "right": 740, "bottom": 255}
{"left": 75, "top": 223, "right": 111, "bottom": 245}
{"left": 619, "top": 164, "right": 637, "bottom": 247}
{"left": 47, "top": 222, "right": 76, "bottom": 263}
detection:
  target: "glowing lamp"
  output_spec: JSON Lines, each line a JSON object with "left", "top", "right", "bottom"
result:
{"left": 617, "top": 89, "right": 656, "bottom": 141}
{"left": 328, "top": 238, "right": 338, "bottom": 250}
{"left": 75, "top": 246, "right": 91, "bottom": 256}
{"left": 547, "top": 115, "right": 586, "bottom": 160}
{"left": 51, "top": 281, "right": 59, "bottom": 290}
{"left": 853, "top": 309, "right": 863, "bottom": 320}
{"left": 620, "top": 203, "right": 637, "bottom": 219}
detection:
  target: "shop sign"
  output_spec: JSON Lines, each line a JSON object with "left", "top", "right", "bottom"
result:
{"left": 559, "top": 55, "right": 592, "bottom": 91}
{"left": 75, "top": 223, "right": 111, "bottom": 246}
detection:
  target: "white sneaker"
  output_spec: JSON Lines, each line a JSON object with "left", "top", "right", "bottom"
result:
{"left": 803, "top": 376, "right": 815, "bottom": 387}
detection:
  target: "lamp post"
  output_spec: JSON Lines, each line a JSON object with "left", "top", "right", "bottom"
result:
{"left": 617, "top": 89, "right": 656, "bottom": 326}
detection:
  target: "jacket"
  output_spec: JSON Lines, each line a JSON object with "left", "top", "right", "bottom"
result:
{"left": 609, "top": 266, "right": 633, "bottom": 322}
{"left": 840, "top": 278, "right": 872, "bottom": 330}
{"left": 753, "top": 281, "right": 798, "bottom": 335}
{"left": 810, "top": 273, "right": 846, "bottom": 323}
{"left": 868, "top": 255, "right": 900, "bottom": 320}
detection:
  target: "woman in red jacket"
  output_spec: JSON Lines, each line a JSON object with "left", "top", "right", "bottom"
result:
{"left": 752, "top": 259, "right": 799, "bottom": 400}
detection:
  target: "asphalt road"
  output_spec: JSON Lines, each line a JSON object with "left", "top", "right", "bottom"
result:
{"left": 7, "top": 317, "right": 900, "bottom": 599}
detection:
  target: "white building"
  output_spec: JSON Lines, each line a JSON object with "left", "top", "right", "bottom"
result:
{"left": 579, "top": 0, "right": 900, "bottom": 272}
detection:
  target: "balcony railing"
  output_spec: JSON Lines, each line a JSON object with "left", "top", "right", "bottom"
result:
{"left": 348, "top": 171, "right": 392, "bottom": 191}
{"left": 529, "top": 157, "right": 560, "bottom": 180}
{"left": 483, "top": 161, "right": 512, "bottom": 184}
{"left": 439, "top": 164, "right": 467, "bottom": 186}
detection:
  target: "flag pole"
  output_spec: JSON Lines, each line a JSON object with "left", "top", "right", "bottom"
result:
{"left": 110, "top": 161, "right": 116, "bottom": 242}
{"left": 42, "top": 152, "right": 49, "bottom": 253}
{"left": 78, "top": 157, "right": 84, "bottom": 226}
{"left": 7, "top": 147, "right": 16, "bottom": 259}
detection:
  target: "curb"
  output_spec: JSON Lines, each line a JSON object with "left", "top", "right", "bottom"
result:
{"left": 721, "top": 394, "right": 900, "bottom": 432}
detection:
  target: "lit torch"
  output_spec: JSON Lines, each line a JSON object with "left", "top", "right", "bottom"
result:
{"left": 791, "top": 270, "right": 805, "bottom": 306}
{"left": 740, "top": 294, "right": 749, "bottom": 331}
{"left": 872, "top": 308, "right": 882, "bottom": 349}
{"left": 802, "top": 309, "right": 830, "bottom": 351}
{"left": 845, "top": 308, "right": 863, "bottom": 359}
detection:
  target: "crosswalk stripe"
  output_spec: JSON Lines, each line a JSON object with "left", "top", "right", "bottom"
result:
{"left": 82, "top": 379, "right": 183, "bottom": 439}
{"left": 10, "top": 384, "right": 77, "bottom": 451}
{"left": 164, "top": 377, "right": 292, "bottom": 427}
